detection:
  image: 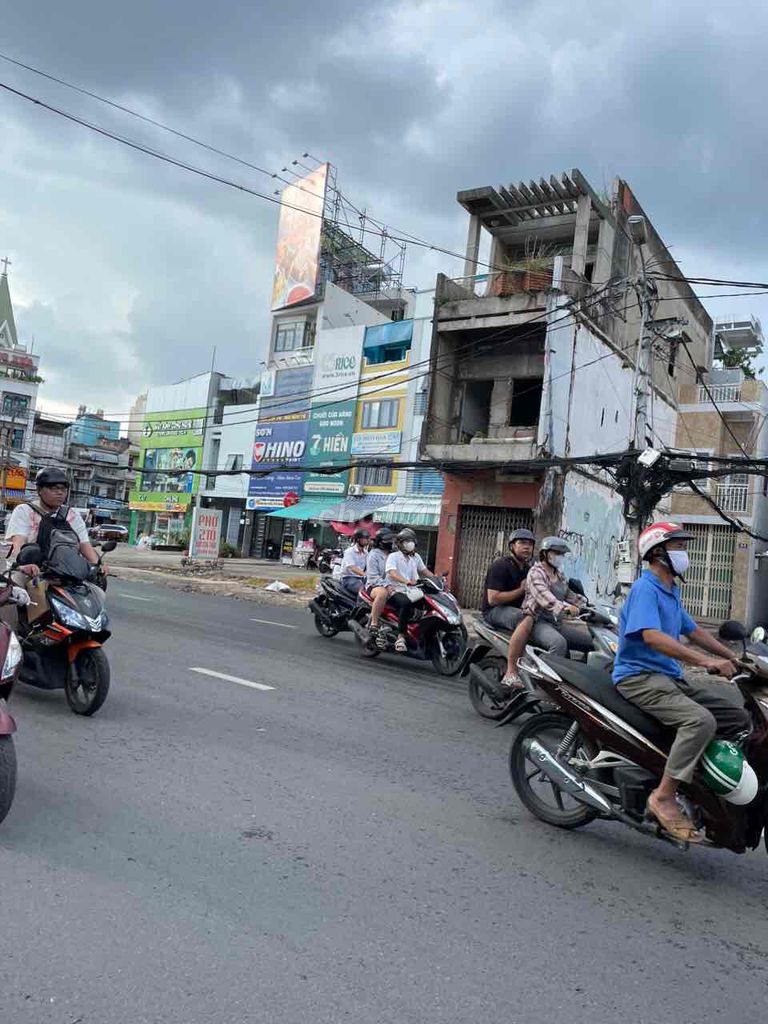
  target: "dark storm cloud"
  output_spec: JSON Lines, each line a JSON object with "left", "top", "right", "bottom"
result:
{"left": 0, "top": 0, "right": 767, "bottom": 416}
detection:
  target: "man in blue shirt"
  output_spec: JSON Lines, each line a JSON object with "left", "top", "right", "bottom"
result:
{"left": 613, "top": 521, "right": 749, "bottom": 841}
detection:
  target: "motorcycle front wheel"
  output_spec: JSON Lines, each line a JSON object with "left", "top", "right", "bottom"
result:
{"left": 509, "top": 712, "right": 598, "bottom": 829}
{"left": 65, "top": 647, "right": 111, "bottom": 716}
{"left": 0, "top": 735, "right": 17, "bottom": 825}
{"left": 430, "top": 625, "right": 468, "bottom": 676}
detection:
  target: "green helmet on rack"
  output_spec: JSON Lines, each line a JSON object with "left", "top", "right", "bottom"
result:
{"left": 700, "top": 739, "right": 758, "bottom": 805}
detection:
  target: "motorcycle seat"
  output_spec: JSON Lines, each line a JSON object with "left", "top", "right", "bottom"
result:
{"left": 542, "top": 655, "right": 671, "bottom": 749}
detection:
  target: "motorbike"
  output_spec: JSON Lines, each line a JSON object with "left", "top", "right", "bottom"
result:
{"left": 314, "top": 547, "right": 342, "bottom": 575}
{"left": 0, "top": 577, "right": 27, "bottom": 825}
{"left": 462, "top": 581, "right": 619, "bottom": 720}
{"left": 349, "top": 577, "right": 468, "bottom": 676}
{"left": 308, "top": 574, "right": 359, "bottom": 638}
{"left": 503, "top": 619, "right": 768, "bottom": 855}
{"left": 10, "top": 540, "right": 116, "bottom": 716}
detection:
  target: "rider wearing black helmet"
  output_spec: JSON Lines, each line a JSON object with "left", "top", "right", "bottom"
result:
{"left": 5, "top": 467, "right": 99, "bottom": 576}
{"left": 482, "top": 528, "right": 535, "bottom": 631}
{"left": 384, "top": 528, "right": 440, "bottom": 653}
{"left": 340, "top": 527, "right": 371, "bottom": 596}
{"left": 366, "top": 528, "right": 395, "bottom": 646}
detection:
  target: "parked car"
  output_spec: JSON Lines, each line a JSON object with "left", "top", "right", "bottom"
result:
{"left": 89, "top": 523, "right": 129, "bottom": 543}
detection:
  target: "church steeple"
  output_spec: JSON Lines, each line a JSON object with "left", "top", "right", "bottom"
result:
{"left": 0, "top": 261, "right": 19, "bottom": 350}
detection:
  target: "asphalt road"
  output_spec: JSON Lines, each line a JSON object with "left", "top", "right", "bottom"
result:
{"left": 0, "top": 579, "right": 766, "bottom": 1023}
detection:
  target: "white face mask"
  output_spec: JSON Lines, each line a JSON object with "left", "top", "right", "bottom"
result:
{"left": 547, "top": 553, "right": 564, "bottom": 569}
{"left": 667, "top": 550, "right": 689, "bottom": 576}
{"left": 402, "top": 541, "right": 416, "bottom": 553}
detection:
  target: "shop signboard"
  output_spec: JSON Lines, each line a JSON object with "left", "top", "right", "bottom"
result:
{"left": 303, "top": 399, "right": 356, "bottom": 495}
{"left": 190, "top": 507, "right": 223, "bottom": 560}
{"left": 271, "top": 163, "right": 328, "bottom": 310}
{"left": 247, "top": 418, "right": 309, "bottom": 508}
{"left": 351, "top": 430, "right": 402, "bottom": 456}
{"left": 259, "top": 365, "right": 314, "bottom": 420}
{"left": 312, "top": 324, "right": 364, "bottom": 404}
{"left": 128, "top": 408, "right": 205, "bottom": 511}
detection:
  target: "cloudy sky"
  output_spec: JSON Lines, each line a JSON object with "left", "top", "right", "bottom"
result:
{"left": 1, "top": 0, "right": 767, "bottom": 420}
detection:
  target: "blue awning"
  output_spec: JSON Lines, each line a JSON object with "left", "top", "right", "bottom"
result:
{"left": 373, "top": 496, "right": 442, "bottom": 528}
{"left": 266, "top": 497, "right": 337, "bottom": 520}
{"left": 363, "top": 319, "right": 413, "bottom": 352}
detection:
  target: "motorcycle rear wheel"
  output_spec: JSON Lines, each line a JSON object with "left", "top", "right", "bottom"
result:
{"left": 65, "top": 647, "right": 111, "bottom": 716}
{"left": 0, "top": 735, "right": 17, "bottom": 825}
{"left": 509, "top": 712, "right": 598, "bottom": 829}
{"left": 467, "top": 655, "right": 509, "bottom": 720}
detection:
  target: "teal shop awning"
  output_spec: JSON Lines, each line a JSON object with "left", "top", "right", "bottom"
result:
{"left": 373, "top": 496, "right": 442, "bottom": 528}
{"left": 266, "top": 498, "right": 337, "bottom": 520}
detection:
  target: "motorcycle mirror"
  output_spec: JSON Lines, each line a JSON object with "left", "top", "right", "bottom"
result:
{"left": 568, "top": 578, "right": 586, "bottom": 596}
{"left": 719, "top": 620, "right": 748, "bottom": 643}
{"left": 101, "top": 540, "right": 118, "bottom": 553}
{"left": 16, "top": 543, "right": 42, "bottom": 567}
{"left": 751, "top": 626, "right": 766, "bottom": 644}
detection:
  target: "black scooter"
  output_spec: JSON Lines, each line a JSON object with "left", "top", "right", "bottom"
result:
{"left": 308, "top": 574, "right": 359, "bottom": 637}
{"left": 12, "top": 540, "right": 116, "bottom": 715}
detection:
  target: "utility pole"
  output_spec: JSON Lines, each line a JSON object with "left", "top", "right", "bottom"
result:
{"left": 628, "top": 215, "right": 655, "bottom": 452}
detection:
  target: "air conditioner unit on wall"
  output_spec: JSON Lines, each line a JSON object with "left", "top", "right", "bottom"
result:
{"left": 348, "top": 484, "right": 364, "bottom": 497}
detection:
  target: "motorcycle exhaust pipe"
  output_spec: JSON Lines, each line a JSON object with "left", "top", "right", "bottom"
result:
{"left": 524, "top": 739, "right": 613, "bottom": 815}
{"left": 309, "top": 599, "right": 334, "bottom": 627}
{"left": 469, "top": 664, "right": 509, "bottom": 703}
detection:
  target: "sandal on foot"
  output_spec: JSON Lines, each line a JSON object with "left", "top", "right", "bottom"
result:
{"left": 646, "top": 794, "right": 703, "bottom": 844}
{"left": 394, "top": 636, "right": 407, "bottom": 653}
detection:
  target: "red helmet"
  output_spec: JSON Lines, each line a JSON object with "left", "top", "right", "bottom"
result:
{"left": 638, "top": 521, "right": 695, "bottom": 561}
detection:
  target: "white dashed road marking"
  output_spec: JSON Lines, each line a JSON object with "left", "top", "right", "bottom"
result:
{"left": 118, "top": 593, "right": 154, "bottom": 602}
{"left": 189, "top": 667, "right": 275, "bottom": 692}
{"left": 249, "top": 618, "right": 296, "bottom": 628}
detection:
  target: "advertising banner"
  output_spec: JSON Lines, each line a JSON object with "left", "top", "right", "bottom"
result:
{"left": 312, "top": 324, "right": 364, "bottom": 404}
{"left": 303, "top": 400, "right": 356, "bottom": 495}
{"left": 271, "top": 163, "right": 329, "bottom": 310}
{"left": 129, "top": 408, "right": 206, "bottom": 511}
{"left": 259, "top": 365, "right": 314, "bottom": 420}
{"left": 351, "top": 430, "right": 402, "bottom": 456}
{"left": 247, "top": 419, "right": 309, "bottom": 508}
{"left": 190, "top": 508, "right": 223, "bottom": 560}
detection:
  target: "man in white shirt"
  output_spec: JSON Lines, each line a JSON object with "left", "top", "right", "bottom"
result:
{"left": 384, "top": 528, "right": 438, "bottom": 652}
{"left": 340, "top": 528, "right": 370, "bottom": 596}
{"left": 6, "top": 468, "right": 99, "bottom": 577}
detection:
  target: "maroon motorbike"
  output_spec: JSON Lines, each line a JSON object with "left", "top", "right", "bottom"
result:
{"left": 0, "top": 584, "right": 25, "bottom": 824}
{"left": 504, "top": 619, "right": 768, "bottom": 854}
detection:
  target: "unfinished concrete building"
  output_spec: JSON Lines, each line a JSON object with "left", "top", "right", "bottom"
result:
{"left": 422, "top": 169, "right": 712, "bottom": 606}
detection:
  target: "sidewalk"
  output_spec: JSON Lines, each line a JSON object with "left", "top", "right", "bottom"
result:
{"left": 107, "top": 545, "right": 316, "bottom": 579}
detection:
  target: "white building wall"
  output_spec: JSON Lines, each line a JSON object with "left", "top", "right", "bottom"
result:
{"left": 560, "top": 472, "right": 627, "bottom": 602}
{"left": 319, "top": 282, "right": 390, "bottom": 332}
{"left": 201, "top": 403, "right": 260, "bottom": 502}
{"left": 145, "top": 373, "right": 220, "bottom": 415}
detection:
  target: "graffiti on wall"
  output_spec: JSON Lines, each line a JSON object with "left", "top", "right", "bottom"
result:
{"left": 560, "top": 474, "right": 628, "bottom": 602}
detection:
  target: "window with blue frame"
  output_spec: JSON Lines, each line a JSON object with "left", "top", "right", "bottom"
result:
{"left": 363, "top": 320, "right": 413, "bottom": 365}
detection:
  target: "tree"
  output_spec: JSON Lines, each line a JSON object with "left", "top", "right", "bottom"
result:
{"left": 718, "top": 347, "right": 760, "bottom": 379}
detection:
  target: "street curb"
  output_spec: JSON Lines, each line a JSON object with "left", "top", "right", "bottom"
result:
{"left": 109, "top": 566, "right": 311, "bottom": 607}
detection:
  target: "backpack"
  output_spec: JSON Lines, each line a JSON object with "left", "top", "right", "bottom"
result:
{"left": 24, "top": 503, "right": 82, "bottom": 564}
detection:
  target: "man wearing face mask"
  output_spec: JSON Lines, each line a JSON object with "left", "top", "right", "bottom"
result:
{"left": 613, "top": 522, "right": 749, "bottom": 842}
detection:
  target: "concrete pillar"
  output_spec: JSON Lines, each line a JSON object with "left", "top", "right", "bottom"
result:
{"left": 571, "top": 194, "right": 592, "bottom": 277}
{"left": 593, "top": 217, "right": 615, "bottom": 286}
{"left": 489, "top": 379, "right": 510, "bottom": 436}
{"left": 463, "top": 214, "right": 482, "bottom": 280}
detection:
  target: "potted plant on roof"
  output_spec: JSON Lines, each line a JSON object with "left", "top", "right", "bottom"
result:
{"left": 496, "top": 237, "right": 557, "bottom": 295}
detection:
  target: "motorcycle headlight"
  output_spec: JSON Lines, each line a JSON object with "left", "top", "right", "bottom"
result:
{"left": 2, "top": 633, "right": 22, "bottom": 680}
{"left": 50, "top": 597, "right": 90, "bottom": 631}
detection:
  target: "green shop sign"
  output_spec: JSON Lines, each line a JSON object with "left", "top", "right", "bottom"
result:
{"left": 303, "top": 400, "right": 356, "bottom": 496}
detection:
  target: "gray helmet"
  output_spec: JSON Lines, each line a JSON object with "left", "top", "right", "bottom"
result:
{"left": 397, "top": 528, "right": 417, "bottom": 544}
{"left": 35, "top": 467, "right": 68, "bottom": 489}
{"left": 509, "top": 529, "right": 535, "bottom": 545}
{"left": 540, "top": 535, "right": 570, "bottom": 554}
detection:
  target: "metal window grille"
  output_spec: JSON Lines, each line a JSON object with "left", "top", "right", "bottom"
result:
{"left": 454, "top": 505, "right": 534, "bottom": 608}
{"left": 682, "top": 523, "right": 736, "bottom": 621}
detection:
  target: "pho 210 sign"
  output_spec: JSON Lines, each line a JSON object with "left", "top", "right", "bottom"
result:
{"left": 190, "top": 508, "right": 223, "bottom": 560}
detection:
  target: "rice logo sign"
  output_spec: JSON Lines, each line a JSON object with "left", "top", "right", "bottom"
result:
{"left": 252, "top": 439, "right": 306, "bottom": 464}
{"left": 320, "top": 352, "right": 357, "bottom": 375}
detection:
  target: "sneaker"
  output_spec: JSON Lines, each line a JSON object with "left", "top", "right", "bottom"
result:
{"left": 394, "top": 635, "right": 407, "bottom": 653}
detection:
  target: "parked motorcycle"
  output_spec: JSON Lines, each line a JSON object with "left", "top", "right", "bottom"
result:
{"left": 463, "top": 583, "right": 619, "bottom": 720}
{"left": 503, "top": 619, "right": 768, "bottom": 855}
{"left": 308, "top": 575, "right": 359, "bottom": 638}
{"left": 349, "top": 577, "right": 468, "bottom": 676}
{"left": 315, "top": 547, "right": 343, "bottom": 575}
{"left": 11, "top": 540, "right": 116, "bottom": 716}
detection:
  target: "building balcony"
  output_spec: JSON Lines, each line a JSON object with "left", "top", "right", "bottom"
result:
{"left": 425, "top": 434, "right": 538, "bottom": 464}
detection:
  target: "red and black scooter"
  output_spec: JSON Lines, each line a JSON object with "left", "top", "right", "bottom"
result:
{"left": 349, "top": 578, "right": 468, "bottom": 676}
{"left": 0, "top": 579, "right": 28, "bottom": 825}
{"left": 504, "top": 619, "right": 768, "bottom": 855}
